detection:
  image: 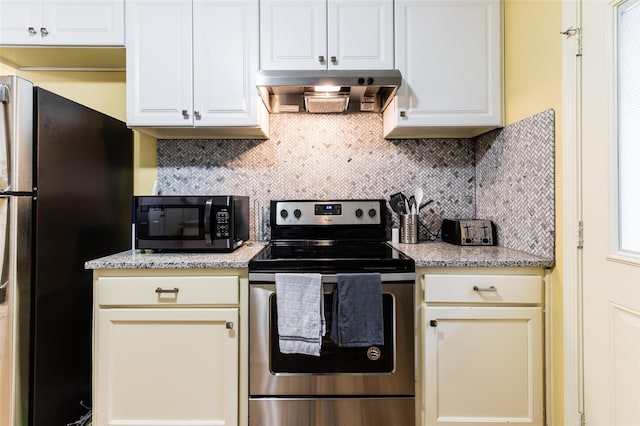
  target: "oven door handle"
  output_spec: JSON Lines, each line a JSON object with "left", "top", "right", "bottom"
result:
{"left": 204, "top": 198, "right": 213, "bottom": 246}
{"left": 248, "top": 272, "right": 415, "bottom": 283}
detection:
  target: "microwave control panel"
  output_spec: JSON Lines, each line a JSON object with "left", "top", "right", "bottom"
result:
{"left": 215, "top": 208, "right": 230, "bottom": 238}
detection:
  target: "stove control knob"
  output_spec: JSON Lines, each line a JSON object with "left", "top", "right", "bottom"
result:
{"left": 368, "top": 208, "right": 377, "bottom": 217}
{"left": 355, "top": 208, "right": 363, "bottom": 218}
{"left": 294, "top": 209, "right": 302, "bottom": 219}
{"left": 280, "top": 209, "right": 289, "bottom": 219}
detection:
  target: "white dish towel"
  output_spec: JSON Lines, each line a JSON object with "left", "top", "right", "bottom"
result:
{"left": 275, "top": 273, "right": 325, "bottom": 356}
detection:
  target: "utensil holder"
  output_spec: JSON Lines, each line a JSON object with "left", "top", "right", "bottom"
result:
{"left": 400, "top": 214, "right": 418, "bottom": 244}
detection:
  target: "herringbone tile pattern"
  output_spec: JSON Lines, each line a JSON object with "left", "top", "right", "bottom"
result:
{"left": 475, "top": 109, "right": 555, "bottom": 259}
{"left": 157, "top": 110, "right": 554, "bottom": 259}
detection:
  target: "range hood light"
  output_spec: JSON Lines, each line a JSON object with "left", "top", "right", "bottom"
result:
{"left": 314, "top": 85, "right": 341, "bottom": 93}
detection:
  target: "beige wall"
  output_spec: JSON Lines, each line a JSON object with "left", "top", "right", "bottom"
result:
{"left": 504, "top": 1, "right": 564, "bottom": 424}
{"left": 0, "top": 61, "right": 157, "bottom": 195}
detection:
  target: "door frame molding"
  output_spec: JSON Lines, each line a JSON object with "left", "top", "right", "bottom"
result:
{"left": 561, "top": 0, "right": 583, "bottom": 425}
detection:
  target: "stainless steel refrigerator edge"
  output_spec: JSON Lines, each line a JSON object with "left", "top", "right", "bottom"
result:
{"left": 0, "top": 76, "right": 133, "bottom": 426}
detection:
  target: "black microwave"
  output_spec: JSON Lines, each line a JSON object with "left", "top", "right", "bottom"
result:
{"left": 134, "top": 196, "right": 249, "bottom": 252}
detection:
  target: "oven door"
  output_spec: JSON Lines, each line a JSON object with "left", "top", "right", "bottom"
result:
{"left": 248, "top": 276, "right": 415, "bottom": 397}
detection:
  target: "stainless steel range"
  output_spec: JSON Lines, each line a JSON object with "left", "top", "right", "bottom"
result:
{"left": 248, "top": 199, "right": 415, "bottom": 426}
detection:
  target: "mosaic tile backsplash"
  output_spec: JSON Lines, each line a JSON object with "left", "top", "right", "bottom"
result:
{"left": 157, "top": 110, "right": 555, "bottom": 260}
{"left": 476, "top": 109, "right": 555, "bottom": 259}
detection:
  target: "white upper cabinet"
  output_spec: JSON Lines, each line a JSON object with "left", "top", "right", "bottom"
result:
{"left": 126, "top": 0, "right": 268, "bottom": 138}
{"left": 0, "top": 0, "right": 124, "bottom": 46}
{"left": 260, "top": 0, "right": 394, "bottom": 70}
{"left": 384, "top": 0, "right": 503, "bottom": 138}
{"left": 126, "top": 0, "right": 192, "bottom": 126}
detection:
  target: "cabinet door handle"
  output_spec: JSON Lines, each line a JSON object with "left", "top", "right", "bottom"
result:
{"left": 181, "top": 109, "right": 189, "bottom": 119}
{"left": 399, "top": 111, "right": 407, "bottom": 118}
{"left": 225, "top": 321, "right": 234, "bottom": 330}
{"left": 155, "top": 287, "right": 179, "bottom": 294}
{"left": 28, "top": 27, "right": 37, "bottom": 35}
{"left": 330, "top": 56, "right": 337, "bottom": 64}
{"left": 473, "top": 285, "right": 497, "bottom": 292}
{"left": 429, "top": 320, "right": 438, "bottom": 327}
{"left": 318, "top": 55, "right": 325, "bottom": 64}
{"left": 194, "top": 111, "right": 201, "bottom": 120}
{"left": 40, "top": 27, "right": 48, "bottom": 36}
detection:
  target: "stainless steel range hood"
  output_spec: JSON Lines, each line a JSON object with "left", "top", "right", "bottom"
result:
{"left": 256, "top": 69, "right": 402, "bottom": 114}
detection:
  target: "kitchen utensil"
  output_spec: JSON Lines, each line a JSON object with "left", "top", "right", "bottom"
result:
{"left": 408, "top": 196, "right": 416, "bottom": 214}
{"left": 419, "top": 199, "right": 433, "bottom": 211}
{"left": 401, "top": 193, "right": 410, "bottom": 214}
{"left": 414, "top": 187, "right": 424, "bottom": 212}
{"left": 389, "top": 192, "right": 405, "bottom": 214}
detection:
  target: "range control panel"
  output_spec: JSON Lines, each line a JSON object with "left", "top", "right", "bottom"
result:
{"left": 274, "top": 200, "right": 382, "bottom": 226}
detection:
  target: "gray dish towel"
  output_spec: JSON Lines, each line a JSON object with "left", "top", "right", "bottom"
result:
{"left": 330, "top": 273, "right": 384, "bottom": 347}
{"left": 275, "top": 273, "right": 325, "bottom": 356}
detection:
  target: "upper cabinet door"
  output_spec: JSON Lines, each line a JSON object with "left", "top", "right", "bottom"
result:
{"left": 193, "top": 0, "right": 261, "bottom": 126}
{"left": 43, "top": 0, "right": 124, "bottom": 45}
{"left": 385, "top": 0, "right": 503, "bottom": 138}
{"left": 259, "top": 0, "right": 393, "bottom": 70}
{"left": 0, "top": 1, "right": 42, "bottom": 45}
{"left": 327, "top": 0, "right": 393, "bottom": 69}
{"left": 0, "top": 0, "right": 124, "bottom": 46}
{"left": 260, "top": 0, "right": 327, "bottom": 70}
{"left": 126, "top": 0, "right": 193, "bottom": 126}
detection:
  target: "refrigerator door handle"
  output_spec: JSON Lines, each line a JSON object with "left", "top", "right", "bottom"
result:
{"left": 1, "top": 84, "right": 10, "bottom": 192}
{"left": 0, "top": 196, "right": 8, "bottom": 304}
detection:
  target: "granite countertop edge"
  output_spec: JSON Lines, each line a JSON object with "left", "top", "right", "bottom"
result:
{"left": 84, "top": 242, "right": 268, "bottom": 270}
{"left": 390, "top": 242, "right": 555, "bottom": 268}
{"left": 85, "top": 241, "right": 554, "bottom": 270}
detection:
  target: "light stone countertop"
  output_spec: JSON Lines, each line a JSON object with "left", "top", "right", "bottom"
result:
{"left": 84, "top": 242, "right": 268, "bottom": 270}
{"left": 86, "top": 241, "right": 553, "bottom": 270}
{"left": 390, "top": 241, "right": 554, "bottom": 268}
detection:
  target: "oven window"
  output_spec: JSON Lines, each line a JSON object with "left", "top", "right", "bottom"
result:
{"left": 269, "top": 293, "right": 395, "bottom": 374}
{"left": 146, "top": 206, "right": 203, "bottom": 238}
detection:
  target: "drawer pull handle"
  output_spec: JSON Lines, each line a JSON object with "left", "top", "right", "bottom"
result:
{"left": 155, "top": 287, "right": 179, "bottom": 294}
{"left": 225, "top": 321, "right": 234, "bottom": 330}
{"left": 473, "top": 285, "right": 497, "bottom": 292}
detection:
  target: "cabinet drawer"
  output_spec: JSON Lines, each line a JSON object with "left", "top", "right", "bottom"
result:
{"left": 97, "top": 276, "right": 239, "bottom": 307}
{"left": 424, "top": 274, "right": 542, "bottom": 304}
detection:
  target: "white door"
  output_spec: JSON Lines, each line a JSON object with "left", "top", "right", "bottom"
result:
{"left": 43, "top": 0, "right": 124, "bottom": 45}
{"left": 0, "top": 0, "right": 124, "bottom": 45}
{"left": 193, "top": 0, "right": 261, "bottom": 126}
{"left": 391, "top": 0, "right": 502, "bottom": 128}
{"left": 0, "top": 1, "right": 42, "bottom": 45}
{"left": 423, "top": 306, "right": 543, "bottom": 426}
{"left": 259, "top": 0, "right": 327, "bottom": 70}
{"left": 581, "top": 1, "right": 640, "bottom": 425}
{"left": 327, "top": 0, "right": 394, "bottom": 69}
{"left": 95, "top": 307, "right": 239, "bottom": 426}
{"left": 125, "top": 0, "right": 193, "bottom": 126}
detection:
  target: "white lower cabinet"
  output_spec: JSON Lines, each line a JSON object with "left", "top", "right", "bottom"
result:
{"left": 421, "top": 271, "right": 544, "bottom": 426}
{"left": 93, "top": 275, "right": 240, "bottom": 426}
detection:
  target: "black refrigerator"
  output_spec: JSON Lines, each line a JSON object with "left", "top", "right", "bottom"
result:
{"left": 0, "top": 75, "right": 133, "bottom": 426}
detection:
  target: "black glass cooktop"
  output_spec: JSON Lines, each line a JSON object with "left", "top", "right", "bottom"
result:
{"left": 248, "top": 241, "right": 415, "bottom": 274}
